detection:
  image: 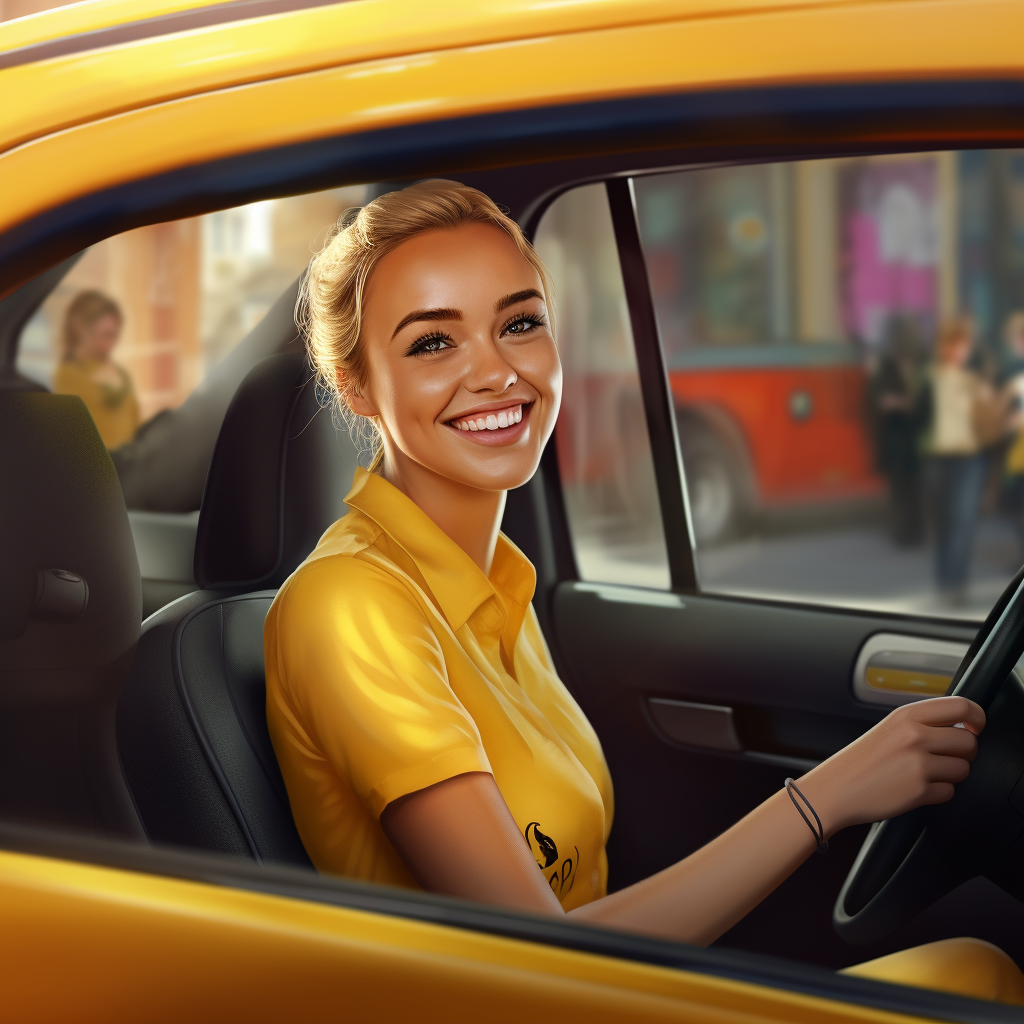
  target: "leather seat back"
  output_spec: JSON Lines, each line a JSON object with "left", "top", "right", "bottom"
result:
{"left": 118, "top": 353, "right": 356, "bottom": 867}
{"left": 0, "top": 392, "right": 143, "bottom": 837}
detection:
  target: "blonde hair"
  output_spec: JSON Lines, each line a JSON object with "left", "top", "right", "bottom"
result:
{"left": 298, "top": 179, "right": 552, "bottom": 471}
{"left": 937, "top": 316, "right": 973, "bottom": 361}
{"left": 61, "top": 290, "right": 122, "bottom": 361}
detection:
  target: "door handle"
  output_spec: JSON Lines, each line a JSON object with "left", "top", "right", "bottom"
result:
{"left": 853, "top": 633, "right": 969, "bottom": 706}
{"left": 647, "top": 697, "right": 742, "bottom": 753}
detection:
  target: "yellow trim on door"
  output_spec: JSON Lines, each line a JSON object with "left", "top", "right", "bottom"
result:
{"left": 0, "top": 848, "right": 938, "bottom": 1022}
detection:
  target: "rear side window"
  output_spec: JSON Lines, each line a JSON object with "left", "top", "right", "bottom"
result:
{"left": 631, "top": 150, "right": 1024, "bottom": 620}
{"left": 16, "top": 185, "right": 368, "bottom": 618}
{"left": 535, "top": 183, "right": 670, "bottom": 589}
{"left": 16, "top": 185, "right": 368, "bottom": 511}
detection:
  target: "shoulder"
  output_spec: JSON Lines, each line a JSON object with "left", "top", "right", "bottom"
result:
{"left": 269, "top": 531, "right": 435, "bottom": 655}
{"left": 53, "top": 361, "right": 85, "bottom": 387}
{"left": 274, "top": 550, "right": 414, "bottom": 623}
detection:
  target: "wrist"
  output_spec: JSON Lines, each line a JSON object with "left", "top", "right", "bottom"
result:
{"left": 786, "top": 765, "right": 844, "bottom": 838}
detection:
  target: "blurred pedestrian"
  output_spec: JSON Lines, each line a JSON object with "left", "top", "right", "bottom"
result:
{"left": 54, "top": 291, "right": 139, "bottom": 449}
{"left": 1000, "top": 313, "right": 1024, "bottom": 553}
{"left": 872, "top": 315, "right": 928, "bottom": 546}
{"left": 929, "top": 318, "right": 1001, "bottom": 603}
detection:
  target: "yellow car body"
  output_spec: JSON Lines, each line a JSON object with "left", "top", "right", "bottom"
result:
{"left": 3, "top": 0, "right": 1024, "bottom": 292}
{"left": 2, "top": 1, "right": 1024, "bottom": 1020}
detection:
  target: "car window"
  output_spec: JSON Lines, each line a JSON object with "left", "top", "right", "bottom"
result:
{"left": 629, "top": 150, "right": 1024, "bottom": 619}
{"left": 16, "top": 184, "right": 368, "bottom": 509}
{"left": 534, "top": 183, "right": 670, "bottom": 589}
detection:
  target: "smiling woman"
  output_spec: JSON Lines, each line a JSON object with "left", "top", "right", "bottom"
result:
{"left": 264, "top": 180, "right": 1023, "bottom": 1003}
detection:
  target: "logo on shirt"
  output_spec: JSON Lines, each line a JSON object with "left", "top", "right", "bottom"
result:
{"left": 525, "top": 821, "right": 578, "bottom": 901}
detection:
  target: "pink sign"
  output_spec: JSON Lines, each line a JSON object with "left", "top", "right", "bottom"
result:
{"left": 840, "top": 159, "right": 939, "bottom": 347}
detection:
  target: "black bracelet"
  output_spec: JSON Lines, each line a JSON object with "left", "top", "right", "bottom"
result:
{"left": 785, "top": 778, "right": 828, "bottom": 854}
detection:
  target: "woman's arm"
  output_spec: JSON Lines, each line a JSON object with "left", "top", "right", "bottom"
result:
{"left": 382, "top": 695, "right": 984, "bottom": 945}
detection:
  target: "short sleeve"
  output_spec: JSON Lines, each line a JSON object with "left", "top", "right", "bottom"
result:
{"left": 267, "top": 555, "right": 490, "bottom": 817}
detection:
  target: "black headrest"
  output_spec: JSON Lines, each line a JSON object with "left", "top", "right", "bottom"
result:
{"left": 193, "top": 353, "right": 356, "bottom": 590}
{"left": 0, "top": 393, "right": 141, "bottom": 699}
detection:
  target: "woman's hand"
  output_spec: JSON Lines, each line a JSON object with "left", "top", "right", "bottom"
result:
{"left": 798, "top": 696, "right": 985, "bottom": 836}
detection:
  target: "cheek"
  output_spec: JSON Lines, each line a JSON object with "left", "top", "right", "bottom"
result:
{"left": 375, "top": 356, "right": 460, "bottom": 428}
{"left": 516, "top": 338, "right": 562, "bottom": 403}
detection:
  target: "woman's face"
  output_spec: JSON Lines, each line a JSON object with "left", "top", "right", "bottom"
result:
{"left": 942, "top": 335, "right": 972, "bottom": 368}
{"left": 352, "top": 222, "right": 561, "bottom": 492}
{"left": 81, "top": 313, "right": 121, "bottom": 361}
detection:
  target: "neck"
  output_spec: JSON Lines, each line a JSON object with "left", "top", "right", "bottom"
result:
{"left": 382, "top": 454, "right": 506, "bottom": 576}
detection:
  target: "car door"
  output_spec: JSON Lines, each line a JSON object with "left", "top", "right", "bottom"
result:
{"left": 493, "top": 148, "right": 1024, "bottom": 972}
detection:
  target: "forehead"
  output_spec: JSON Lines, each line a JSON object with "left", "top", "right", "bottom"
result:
{"left": 365, "top": 223, "right": 543, "bottom": 321}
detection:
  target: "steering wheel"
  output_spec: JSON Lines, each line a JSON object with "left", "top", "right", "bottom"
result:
{"left": 834, "top": 565, "right": 1024, "bottom": 944}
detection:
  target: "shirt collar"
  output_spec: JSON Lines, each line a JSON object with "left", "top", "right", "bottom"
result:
{"left": 344, "top": 468, "right": 536, "bottom": 657}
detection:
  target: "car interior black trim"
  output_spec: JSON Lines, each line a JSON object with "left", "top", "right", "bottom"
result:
{"left": 170, "top": 595, "right": 268, "bottom": 863}
{"left": 605, "top": 177, "right": 698, "bottom": 591}
{"left": 0, "top": 822, "right": 1019, "bottom": 1024}
{"left": 0, "top": 0, "right": 351, "bottom": 72}
{"left": 5, "top": 78, "right": 1024, "bottom": 298}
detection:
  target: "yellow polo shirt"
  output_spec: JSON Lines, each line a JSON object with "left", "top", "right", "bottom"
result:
{"left": 265, "top": 468, "right": 614, "bottom": 909}
{"left": 53, "top": 358, "right": 140, "bottom": 450}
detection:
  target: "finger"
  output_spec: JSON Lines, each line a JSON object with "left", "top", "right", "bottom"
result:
{"left": 922, "top": 752, "right": 973, "bottom": 785}
{"left": 920, "top": 781, "right": 956, "bottom": 806}
{"left": 922, "top": 726, "right": 979, "bottom": 761}
{"left": 907, "top": 696, "right": 986, "bottom": 734}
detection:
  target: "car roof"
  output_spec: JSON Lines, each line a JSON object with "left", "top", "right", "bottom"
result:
{"left": 1, "top": 0, "right": 1022, "bottom": 297}
{"left": 0, "top": 0, "right": 909, "bottom": 55}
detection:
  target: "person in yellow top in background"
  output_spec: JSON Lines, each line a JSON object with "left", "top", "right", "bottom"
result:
{"left": 53, "top": 290, "right": 139, "bottom": 449}
{"left": 265, "top": 180, "right": 1024, "bottom": 1004}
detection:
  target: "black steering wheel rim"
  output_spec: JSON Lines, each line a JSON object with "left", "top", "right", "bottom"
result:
{"left": 834, "top": 564, "right": 1024, "bottom": 944}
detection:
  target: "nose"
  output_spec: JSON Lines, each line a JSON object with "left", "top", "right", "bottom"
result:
{"left": 464, "top": 335, "right": 517, "bottom": 394}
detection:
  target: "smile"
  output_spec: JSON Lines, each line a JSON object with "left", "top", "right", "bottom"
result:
{"left": 444, "top": 402, "right": 532, "bottom": 446}
{"left": 448, "top": 401, "right": 524, "bottom": 430}
{"left": 447, "top": 403, "right": 524, "bottom": 432}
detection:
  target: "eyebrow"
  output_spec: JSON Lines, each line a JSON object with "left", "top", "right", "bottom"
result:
{"left": 496, "top": 288, "right": 544, "bottom": 312}
{"left": 391, "top": 306, "right": 462, "bottom": 339}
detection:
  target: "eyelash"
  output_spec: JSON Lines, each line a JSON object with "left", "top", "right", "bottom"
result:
{"left": 406, "top": 331, "right": 454, "bottom": 357}
{"left": 404, "top": 313, "right": 547, "bottom": 357}
{"left": 501, "top": 313, "right": 547, "bottom": 336}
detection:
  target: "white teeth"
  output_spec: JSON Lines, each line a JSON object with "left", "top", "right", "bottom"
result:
{"left": 450, "top": 405, "right": 524, "bottom": 432}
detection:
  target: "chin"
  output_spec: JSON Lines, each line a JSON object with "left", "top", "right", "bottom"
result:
{"left": 445, "top": 455, "right": 542, "bottom": 494}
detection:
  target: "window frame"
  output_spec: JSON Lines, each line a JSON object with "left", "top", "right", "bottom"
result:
{"left": 525, "top": 144, "right": 1024, "bottom": 625}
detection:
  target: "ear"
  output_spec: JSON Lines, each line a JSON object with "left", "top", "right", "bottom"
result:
{"left": 344, "top": 374, "right": 379, "bottom": 419}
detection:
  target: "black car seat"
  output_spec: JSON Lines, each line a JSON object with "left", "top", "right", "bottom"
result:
{"left": 0, "top": 392, "right": 144, "bottom": 839}
{"left": 116, "top": 353, "right": 357, "bottom": 867}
